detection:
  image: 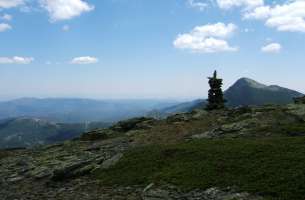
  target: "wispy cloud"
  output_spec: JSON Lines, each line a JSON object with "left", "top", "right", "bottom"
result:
{"left": 0, "top": 23, "right": 11, "bottom": 32}
{"left": 62, "top": 25, "right": 70, "bottom": 31}
{"left": 261, "top": 43, "right": 282, "bottom": 53}
{"left": 216, "top": 0, "right": 263, "bottom": 10}
{"left": 70, "top": 56, "right": 99, "bottom": 64}
{"left": 188, "top": 0, "right": 209, "bottom": 11}
{"left": 0, "top": 56, "right": 34, "bottom": 64}
{"left": 0, "top": 0, "right": 24, "bottom": 9}
{"left": 0, "top": 14, "right": 13, "bottom": 21}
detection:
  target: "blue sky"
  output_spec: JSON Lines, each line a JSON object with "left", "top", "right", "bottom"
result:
{"left": 0, "top": 0, "right": 305, "bottom": 100}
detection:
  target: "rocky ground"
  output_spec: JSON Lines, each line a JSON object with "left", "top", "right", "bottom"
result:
{"left": 0, "top": 137, "right": 262, "bottom": 200}
{"left": 1, "top": 103, "right": 305, "bottom": 200}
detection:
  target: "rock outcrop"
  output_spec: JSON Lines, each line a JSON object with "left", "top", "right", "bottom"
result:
{"left": 142, "top": 184, "right": 262, "bottom": 200}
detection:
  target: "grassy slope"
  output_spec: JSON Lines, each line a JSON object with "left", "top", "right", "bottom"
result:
{"left": 96, "top": 137, "right": 305, "bottom": 200}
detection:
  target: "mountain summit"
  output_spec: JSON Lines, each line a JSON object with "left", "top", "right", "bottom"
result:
{"left": 155, "top": 78, "right": 304, "bottom": 115}
{"left": 231, "top": 78, "right": 267, "bottom": 89}
{"left": 225, "top": 78, "right": 303, "bottom": 106}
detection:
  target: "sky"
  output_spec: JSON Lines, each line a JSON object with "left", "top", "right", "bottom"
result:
{"left": 0, "top": 0, "right": 305, "bottom": 100}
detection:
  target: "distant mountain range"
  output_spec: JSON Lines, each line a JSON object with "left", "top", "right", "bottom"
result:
{"left": 0, "top": 117, "right": 110, "bottom": 149}
{"left": 0, "top": 77, "right": 303, "bottom": 148}
{"left": 154, "top": 78, "right": 304, "bottom": 115}
{"left": 0, "top": 99, "right": 179, "bottom": 148}
{"left": 1, "top": 78, "right": 301, "bottom": 123}
{"left": 0, "top": 98, "right": 179, "bottom": 123}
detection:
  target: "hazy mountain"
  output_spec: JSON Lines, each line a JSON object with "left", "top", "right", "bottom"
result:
{"left": 156, "top": 78, "right": 303, "bottom": 115}
{"left": 148, "top": 99, "right": 206, "bottom": 118}
{"left": 0, "top": 117, "right": 111, "bottom": 149}
{"left": 0, "top": 98, "right": 180, "bottom": 148}
{"left": 1, "top": 78, "right": 302, "bottom": 148}
{"left": 225, "top": 78, "right": 303, "bottom": 106}
{"left": 0, "top": 98, "right": 179, "bottom": 123}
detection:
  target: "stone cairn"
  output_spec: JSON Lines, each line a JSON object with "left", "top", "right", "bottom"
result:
{"left": 206, "top": 70, "right": 226, "bottom": 110}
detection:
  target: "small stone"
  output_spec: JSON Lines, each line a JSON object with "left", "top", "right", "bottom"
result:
{"left": 32, "top": 167, "right": 52, "bottom": 179}
{"left": 7, "top": 176, "right": 24, "bottom": 183}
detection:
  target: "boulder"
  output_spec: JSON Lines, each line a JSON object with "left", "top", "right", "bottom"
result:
{"left": 166, "top": 113, "right": 191, "bottom": 123}
{"left": 191, "top": 109, "right": 208, "bottom": 119}
{"left": 51, "top": 160, "right": 92, "bottom": 181}
{"left": 80, "top": 129, "right": 111, "bottom": 141}
{"left": 111, "top": 117, "right": 156, "bottom": 132}
{"left": 142, "top": 184, "right": 262, "bottom": 200}
{"left": 31, "top": 167, "right": 53, "bottom": 179}
{"left": 101, "top": 153, "right": 123, "bottom": 169}
{"left": 7, "top": 175, "right": 24, "bottom": 183}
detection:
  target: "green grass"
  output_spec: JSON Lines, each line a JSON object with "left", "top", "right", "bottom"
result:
{"left": 95, "top": 137, "right": 305, "bottom": 200}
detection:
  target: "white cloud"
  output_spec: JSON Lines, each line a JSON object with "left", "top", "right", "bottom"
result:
{"left": 261, "top": 43, "right": 282, "bottom": 53}
{"left": 188, "top": 0, "right": 209, "bottom": 11}
{"left": 243, "top": 5, "right": 270, "bottom": 19}
{"left": 245, "top": 0, "right": 305, "bottom": 32}
{"left": 0, "top": 56, "right": 34, "bottom": 64}
{"left": 216, "top": 0, "right": 263, "bottom": 10}
{"left": 0, "top": 23, "right": 11, "bottom": 32}
{"left": 0, "top": 14, "right": 12, "bottom": 21}
{"left": 40, "top": 0, "right": 94, "bottom": 22}
{"left": 70, "top": 56, "right": 98, "bottom": 64}
{"left": 0, "top": 0, "right": 24, "bottom": 9}
{"left": 173, "top": 22, "right": 238, "bottom": 53}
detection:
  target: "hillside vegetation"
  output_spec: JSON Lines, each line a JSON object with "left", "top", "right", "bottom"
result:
{"left": 1, "top": 103, "right": 305, "bottom": 199}
{"left": 97, "top": 137, "right": 305, "bottom": 200}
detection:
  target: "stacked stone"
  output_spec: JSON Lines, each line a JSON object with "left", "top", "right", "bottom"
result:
{"left": 206, "top": 70, "right": 226, "bottom": 110}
